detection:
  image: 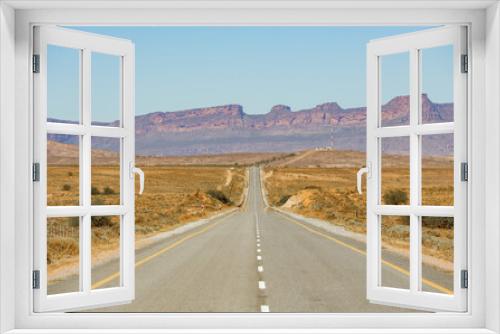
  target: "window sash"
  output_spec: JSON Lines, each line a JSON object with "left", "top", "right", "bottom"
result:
{"left": 32, "top": 26, "right": 136, "bottom": 312}
{"left": 366, "top": 26, "right": 468, "bottom": 312}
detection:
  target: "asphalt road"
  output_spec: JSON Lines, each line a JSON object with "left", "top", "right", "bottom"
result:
{"left": 50, "top": 166, "right": 452, "bottom": 312}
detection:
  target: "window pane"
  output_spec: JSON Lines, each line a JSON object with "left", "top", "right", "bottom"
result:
{"left": 381, "top": 137, "right": 410, "bottom": 205}
{"left": 91, "top": 137, "right": 121, "bottom": 205}
{"left": 421, "top": 217, "right": 454, "bottom": 294}
{"left": 91, "top": 52, "right": 121, "bottom": 126}
{"left": 380, "top": 215, "right": 410, "bottom": 290}
{"left": 47, "top": 45, "right": 81, "bottom": 124}
{"left": 47, "top": 217, "right": 80, "bottom": 295}
{"left": 47, "top": 134, "right": 80, "bottom": 206}
{"left": 421, "top": 134, "right": 454, "bottom": 206}
{"left": 421, "top": 45, "right": 454, "bottom": 124}
{"left": 92, "top": 215, "right": 121, "bottom": 289}
{"left": 380, "top": 52, "right": 410, "bottom": 127}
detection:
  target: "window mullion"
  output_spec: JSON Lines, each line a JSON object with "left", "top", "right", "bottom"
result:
{"left": 81, "top": 48, "right": 92, "bottom": 293}
{"left": 409, "top": 48, "right": 421, "bottom": 293}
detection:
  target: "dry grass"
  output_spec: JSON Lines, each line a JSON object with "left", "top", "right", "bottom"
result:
{"left": 132, "top": 166, "right": 246, "bottom": 236}
{"left": 47, "top": 163, "right": 247, "bottom": 282}
{"left": 136, "top": 152, "right": 289, "bottom": 166}
{"left": 263, "top": 150, "right": 454, "bottom": 270}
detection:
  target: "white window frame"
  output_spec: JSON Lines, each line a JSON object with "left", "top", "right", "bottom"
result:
{"left": 0, "top": 1, "right": 499, "bottom": 333}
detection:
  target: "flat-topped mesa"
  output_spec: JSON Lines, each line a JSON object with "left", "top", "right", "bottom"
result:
{"left": 382, "top": 95, "right": 410, "bottom": 110}
{"left": 312, "top": 102, "right": 343, "bottom": 113}
{"left": 50, "top": 95, "right": 453, "bottom": 156}
{"left": 420, "top": 93, "right": 453, "bottom": 123}
{"left": 381, "top": 94, "right": 452, "bottom": 124}
{"left": 269, "top": 105, "right": 292, "bottom": 114}
{"left": 135, "top": 104, "right": 245, "bottom": 134}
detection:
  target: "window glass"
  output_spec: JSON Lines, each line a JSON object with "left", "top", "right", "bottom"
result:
{"left": 47, "top": 134, "right": 80, "bottom": 206}
{"left": 47, "top": 45, "right": 81, "bottom": 124}
{"left": 380, "top": 216, "right": 410, "bottom": 289}
{"left": 91, "top": 52, "right": 121, "bottom": 126}
{"left": 381, "top": 137, "right": 410, "bottom": 205}
{"left": 421, "top": 134, "right": 454, "bottom": 206}
{"left": 47, "top": 217, "right": 80, "bottom": 295}
{"left": 92, "top": 216, "right": 121, "bottom": 289}
{"left": 91, "top": 137, "right": 121, "bottom": 205}
{"left": 421, "top": 46, "right": 454, "bottom": 124}
{"left": 421, "top": 216, "right": 454, "bottom": 294}
{"left": 380, "top": 52, "right": 410, "bottom": 127}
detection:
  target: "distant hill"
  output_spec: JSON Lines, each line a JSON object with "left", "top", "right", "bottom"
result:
{"left": 47, "top": 140, "right": 119, "bottom": 165}
{"left": 49, "top": 94, "right": 453, "bottom": 156}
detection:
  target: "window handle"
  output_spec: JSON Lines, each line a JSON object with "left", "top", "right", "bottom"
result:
{"left": 357, "top": 162, "right": 371, "bottom": 194}
{"left": 130, "top": 163, "right": 145, "bottom": 195}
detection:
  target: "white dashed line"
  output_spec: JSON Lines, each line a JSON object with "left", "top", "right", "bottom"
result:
{"left": 260, "top": 305, "right": 270, "bottom": 312}
{"left": 259, "top": 281, "right": 266, "bottom": 289}
{"left": 258, "top": 266, "right": 263, "bottom": 272}
{"left": 257, "top": 243, "right": 261, "bottom": 247}
{"left": 257, "top": 249, "right": 261, "bottom": 253}
{"left": 257, "top": 255, "right": 262, "bottom": 260}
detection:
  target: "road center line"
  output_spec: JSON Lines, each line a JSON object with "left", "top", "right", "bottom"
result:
{"left": 257, "top": 255, "right": 262, "bottom": 260}
{"left": 258, "top": 266, "right": 264, "bottom": 272}
{"left": 259, "top": 281, "right": 266, "bottom": 289}
{"left": 260, "top": 305, "right": 270, "bottom": 312}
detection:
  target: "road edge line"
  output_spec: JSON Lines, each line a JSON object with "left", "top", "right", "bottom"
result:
{"left": 272, "top": 208, "right": 453, "bottom": 295}
{"left": 91, "top": 211, "right": 238, "bottom": 290}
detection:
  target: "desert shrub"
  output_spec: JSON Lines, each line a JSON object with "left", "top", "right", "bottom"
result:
{"left": 311, "top": 202, "right": 323, "bottom": 210}
{"left": 422, "top": 234, "right": 453, "bottom": 260}
{"left": 91, "top": 186, "right": 100, "bottom": 195}
{"left": 326, "top": 210, "right": 337, "bottom": 220}
{"left": 62, "top": 184, "right": 71, "bottom": 191}
{"left": 277, "top": 194, "right": 292, "bottom": 206}
{"left": 304, "top": 185, "right": 322, "bottom": 190}
{"left": 103, "top": 186, "right": 115, "bottom": 195}
{"left": 422, "top": 216, "right": 454, "bottom": 229}
{"left": 93, "top": 197, "right": 105, "bottom": 205}
{"left": 385, "top": 224, "right": 410, "bottom": 239}
{"left": 47, "top": 237, "right": 79, "bottom": 264}
{"left": 70, "top": 216, "right": 80, "bottom": 227}
{"left": 91, "top": 216, "right": 113, "bottom": 228}
{"left": 206, "top": 189, "right": 232, "bottom": 205}
{"left": 383, "top": 189, "right": 408, "bottom": 205}
{"left": 67, "top": 171, "right": 73, "bottom": 176}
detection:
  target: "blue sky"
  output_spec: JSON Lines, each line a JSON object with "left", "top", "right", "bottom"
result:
{"left": 48, "top": 26, "right": 452, "bottom": 122}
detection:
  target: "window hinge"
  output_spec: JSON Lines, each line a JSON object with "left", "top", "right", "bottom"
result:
{"left": 461, "top": 162, "right": 468, "bottom": 182}
{"left": 32, "top": 162, "right": 40, "bottom": 182}
{"left": 32, "top": 54, "right": 40, "bottom": 73}
{"left": 461, "top": 54, "right": 468, "bottom": 74}
{"left": 32, "top": 270, "right": 40, "bottom": 289}
{"left": 461, "top": 269, "right": 468, "bottom": 289}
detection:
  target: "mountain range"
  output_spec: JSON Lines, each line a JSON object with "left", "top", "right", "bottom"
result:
{"left": 49, "top": 94, "right": 453, "bottom": 156}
